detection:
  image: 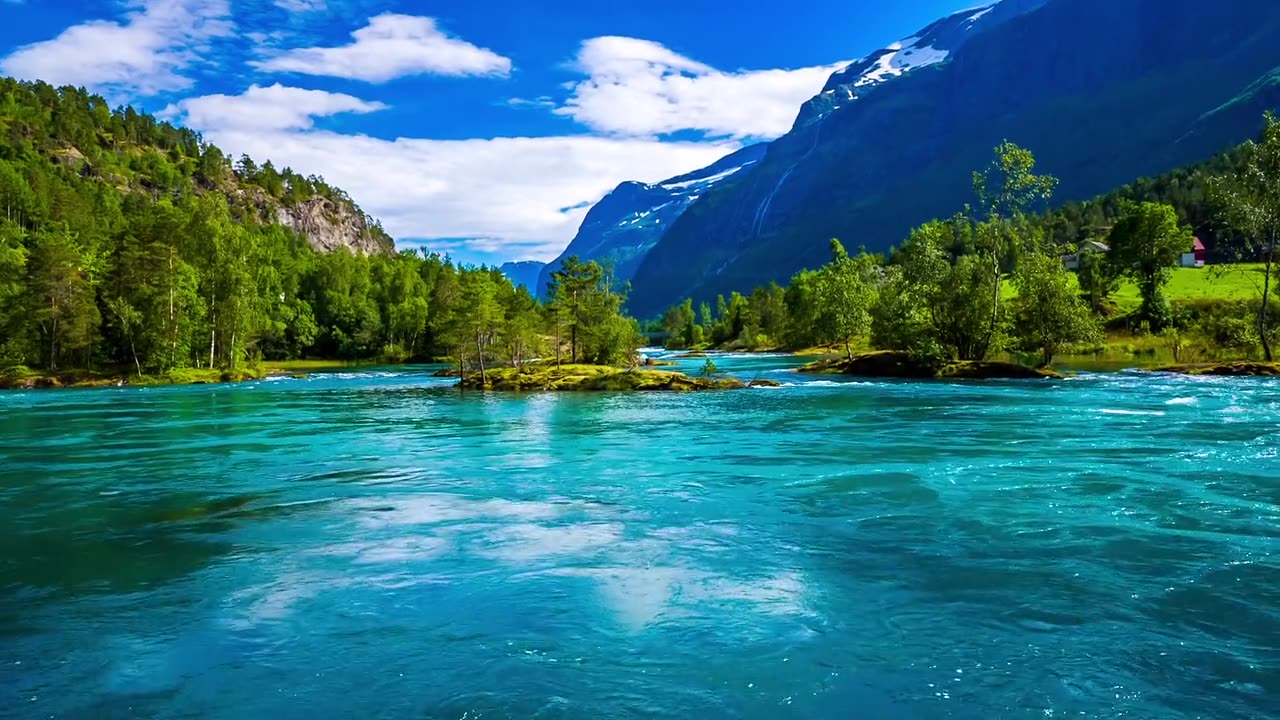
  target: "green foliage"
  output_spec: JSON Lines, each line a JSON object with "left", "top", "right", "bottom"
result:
{"left": 815, "top": 239, "right": 878, "bottom": 359}
{"left": 0, "top": 77, "right": 641, "bottom": 376}
{"left": 1012, "top": 252, "right": 1102, "bottom": 367}
{"left": 1210, "top": 112, "right": 1280, "bottom": 360}
{"left": 1108, "top": 201, "right": 1194, "bottom": 330}
{"left": 547, "top": 256, "right": 639, "bottom": 365}
{"left": 1076, "top": 244, "right": 1123, "bottom": 315}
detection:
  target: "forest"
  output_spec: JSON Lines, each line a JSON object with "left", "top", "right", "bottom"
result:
{"left": 0, "top": 79, "right": 639, "bottom": 380}
{"left": 659, "top": 117, "right": 1280, "bottom": 367}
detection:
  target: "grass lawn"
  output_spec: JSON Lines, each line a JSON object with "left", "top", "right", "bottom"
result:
{"left": 1003, "top": 263, "right": 1272, "bottom": 309}
{"left": 1110, "top": 264, "right": 1270, "bottom": 310}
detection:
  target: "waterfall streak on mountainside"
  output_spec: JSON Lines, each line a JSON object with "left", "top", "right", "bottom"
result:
{"left": 751, "top": 126, "right": 823, "bottom": 240}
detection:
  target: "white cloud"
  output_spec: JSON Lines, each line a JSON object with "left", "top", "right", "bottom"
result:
{"left": 160, "top": 83, "right": 387, "bottom": 131}
{"left": 209, "top": 128, "right": 735, "bottom": 260}
{"left": 274, "top": 0, "right": 325, "bottom": 10}
{"left": 250, "top": 13, "right": 512, "bottom": 82}
{"left": 553, "top": 36, "right": 847, "bottom": 140}
{"left": 164, "top": 75, "right": 741, "bottom": 258}
{"left": 0, "top": 0, "right": 233, "bottom": 98}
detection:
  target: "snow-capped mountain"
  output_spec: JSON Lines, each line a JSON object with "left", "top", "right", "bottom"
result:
{"left": 795, "top": 0, "right": 1049, "bottom": 126}
{"left": 534, "top": 143, "right": 766, "bottom": 297}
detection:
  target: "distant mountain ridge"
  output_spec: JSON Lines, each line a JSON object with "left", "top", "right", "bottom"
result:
{"left": 534, "top": 144, "right": 767, "bottom": 298}
{"left": 623, "top": 0, "right": 1280, "bottom": 317}
{"left": 499, "top": 260, "right": 546, "bottom": 293}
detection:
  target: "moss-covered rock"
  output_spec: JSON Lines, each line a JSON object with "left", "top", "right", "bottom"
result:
{"left": 458, "top": 364, "right": 746, "bottom": 392}
{"left": 1154, "top": 361, "right": 1280, "bottom": 377}
{"left": 747, "top": 379, "right": 783, "bottom": 388}
{"left": 797, "top": 351, "right": 1063, "bottom": 380}
{"left": 676, "top": 352, "right": 708, "bottom": 358}
{"left": 1, "top": 365, "right": 269, "bottom": 390}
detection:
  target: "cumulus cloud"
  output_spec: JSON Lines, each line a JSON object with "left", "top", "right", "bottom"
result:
{"left": 0, "top": 0, "right": 233, "bottom": 98}
{"left": 168, "top": 84, "right": 733, "bottom": 260}
{"left": 208, "top": 128, "right": 735, "bottom": 259}
{"left": 250, "top": 13, "right": 512, "bottom": 82}
{"left": 161, "top": 83, "right": 387, "bottom": 131}
{"left": 553, "top": 36, "right": 846, "bottom": 140}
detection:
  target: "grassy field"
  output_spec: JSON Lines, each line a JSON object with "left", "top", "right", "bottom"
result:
{"left": 1002, "top": 263, "right": 1271, "bottom": 307}
{"left": 1111, "top": 263, "right": 1270, "bottom": 311}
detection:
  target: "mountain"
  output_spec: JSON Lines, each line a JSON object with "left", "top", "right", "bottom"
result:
{"left": 535, "top": 144, "right": 767, "bottom": 298}
{"left": 625, "top": 0, "right": 1280, "bottom": 317}
{"left": 499, "top": 260, "right": 546, "bottom": 293}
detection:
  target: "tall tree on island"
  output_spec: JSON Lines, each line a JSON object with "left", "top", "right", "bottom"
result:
{"left": 971, "top": 142, "right": 1058, "bottom": 359}
{"left": 459, "top": 270, "right": 500, "bottom": 384}
{"left": 546, "top": 256, "right": 602, "bottom": 364}
{"left": 1211, "top": 112, "right": 1280, "bottom": 361}
{"left": 815, "top": 239, "right": 877, "bottom": 360}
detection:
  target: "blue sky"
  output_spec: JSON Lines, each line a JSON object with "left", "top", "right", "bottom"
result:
{"left": 0, "top": 0, "right": 982, "bottom": 265}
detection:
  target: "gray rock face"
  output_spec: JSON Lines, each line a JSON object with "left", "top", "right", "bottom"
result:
{"left": 274, "top": 196, "right": 392, "bottom": 255}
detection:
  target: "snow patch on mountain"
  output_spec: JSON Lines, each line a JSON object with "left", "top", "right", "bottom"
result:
{"left": 661, "top": 164, "right": 754, "bottom": 191}
{"left": 793, "top": 0, "right": 1052, "bottom": 127}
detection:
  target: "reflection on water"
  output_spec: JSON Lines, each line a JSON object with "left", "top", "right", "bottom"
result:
{"left": 1, "top": 359, "right": 1278, "bottom": 719}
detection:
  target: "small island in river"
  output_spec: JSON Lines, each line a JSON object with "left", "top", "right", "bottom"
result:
{"left": 797, "top": 351, "right": 1065, "bottom": 380}
{"left": 458, "top": 364, "right": 779, "bottom": 392}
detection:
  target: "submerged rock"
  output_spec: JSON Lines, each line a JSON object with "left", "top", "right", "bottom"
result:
{"left": 458, "top": 364, "right": 746, "bottom": 392}
{"left": 1154, "top": 361, "right": 1280, "bottom": 377}
{"left": 798, "top": 351, "right": 1063, "bottom": 380}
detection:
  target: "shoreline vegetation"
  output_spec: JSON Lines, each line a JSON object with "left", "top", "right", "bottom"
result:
{"left": 6, "top": 349, "right": 1279, "bottom": 391}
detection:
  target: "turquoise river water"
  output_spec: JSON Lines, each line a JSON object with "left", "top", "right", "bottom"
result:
{"left": 1, "top": 351, "right": 1277, "bottom": 719}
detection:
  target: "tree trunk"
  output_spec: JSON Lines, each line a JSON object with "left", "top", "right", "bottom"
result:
{"left": 1261, "top": 230, "right": 1275, "bottom": 362}
{"left": 984, "top": 249, "right": 1000, "bottom": 360}
{"left": 571, "top": 290, "right": 579, "bottom": 363}
{"left": 845, "top": 338, "right": 853, "bottom": 361}
{"left": 49, "top": 295, "right": 58, "bottom": 371}
{"left": 476, "top": 333, "right": 487, "bottom": 384}
{"left": 131, "top": 338, "right": 141, "bottom": 377}
{"left": 208, "top": 293, "right": 217, "bottom": 369}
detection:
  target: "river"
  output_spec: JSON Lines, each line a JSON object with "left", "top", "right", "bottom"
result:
{"left": 1, "top": 352, "right": 1277, "bottom": 719}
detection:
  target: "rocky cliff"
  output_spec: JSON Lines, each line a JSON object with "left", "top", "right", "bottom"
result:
{"left": 625, "top": 0, "right": 1280, "bottom": 317}
{"left": 274, "top": 196, "right": 393, "bottom": 256}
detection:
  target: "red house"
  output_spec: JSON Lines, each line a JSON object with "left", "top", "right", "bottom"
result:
{"left": 1181, "top": 237, "right": 1207, "bottom": 268}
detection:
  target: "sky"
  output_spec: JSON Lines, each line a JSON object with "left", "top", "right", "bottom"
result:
{"left": 0, "top": 0, "right": 981, "bottom": 265}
